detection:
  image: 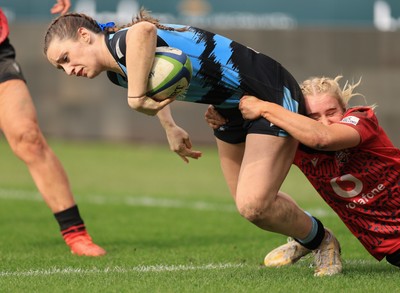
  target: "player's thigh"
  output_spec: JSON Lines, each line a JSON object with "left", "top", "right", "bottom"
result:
{"left": 216, "top": 138, "right": 245, "bottom": 199}
{"left": 236, "top": 134, "right": 298, "bottom": 207}
{"left": 0, "top": 79, "right": 39, "bottom": 141}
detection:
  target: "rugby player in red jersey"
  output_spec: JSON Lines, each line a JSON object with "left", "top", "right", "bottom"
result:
{"left": 235, "top": 76, "right": 400, "bottom": 268}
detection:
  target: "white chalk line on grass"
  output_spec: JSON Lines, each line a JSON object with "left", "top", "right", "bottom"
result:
{"left": 0, "top": 263, "right": 245, "bottom": 277}
{"left": 0, "top": 188, "right": 335, "bottom": 217}
{"left": 0, "top": 259, "right": 379, "bottom": 277}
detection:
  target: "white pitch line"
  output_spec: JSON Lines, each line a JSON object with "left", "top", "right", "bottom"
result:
{"left": 0, "top": 188, "right": 335, "bottom": 217}
{"left": 0, "top": 188, "right": 236, "bottom": 212}
{"left": 0, "top": 259, "right": 382, "bottom": 277}
{"left": 0, "top": 263, "right": 245, "bottom": 277}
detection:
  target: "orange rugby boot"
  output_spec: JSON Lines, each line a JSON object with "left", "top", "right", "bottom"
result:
{"left": 62, "top": 225, "right": 106, "bottom": 257}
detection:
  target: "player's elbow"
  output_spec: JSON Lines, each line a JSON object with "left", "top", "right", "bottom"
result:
{"left": 131, "top": 21, "right": 157, "bottom": 38}
{"left": 308, "top": 133, "right": 334, "bottom": 150}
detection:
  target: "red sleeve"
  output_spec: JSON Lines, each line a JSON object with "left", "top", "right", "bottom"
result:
{"left": 0, "top": 9, "right": 9, "bottom": 44}
{"left": 337, "top": 107, "right": 379, "bottom": 145}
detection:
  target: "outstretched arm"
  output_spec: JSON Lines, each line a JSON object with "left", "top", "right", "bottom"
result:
{"left": 157, "top": 105, "right": 202, "bottom": 163}
{"left": 239, "top": 95, "right": 360, "bottom": 151}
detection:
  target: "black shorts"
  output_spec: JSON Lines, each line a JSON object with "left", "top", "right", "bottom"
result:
{"left": 213, "top": 107, "right": 290, "bottom": 144}
{"left": 212, "top": 59, "right": 305, "bottom": 144}
{"left": 0, "top": 38, "right": 25, "bottom": 83}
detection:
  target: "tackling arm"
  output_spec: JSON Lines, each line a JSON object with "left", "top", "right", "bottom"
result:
{"left": 239, "top": 96, "right": 360, "bottom": 151}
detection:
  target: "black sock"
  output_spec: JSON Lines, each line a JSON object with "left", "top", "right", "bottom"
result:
{"left": 54, "top": 205, "right": 85, "bottom": 231}
{"left": 295, "top": 217, "right": 325, "bottom": 250}
{"left": 386, "top": 250, "right": 400, "bottom": 267}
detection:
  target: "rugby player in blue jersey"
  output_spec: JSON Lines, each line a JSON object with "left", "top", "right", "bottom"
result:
{"left": 43, "top": 10, "right": 341, "bottom": 275}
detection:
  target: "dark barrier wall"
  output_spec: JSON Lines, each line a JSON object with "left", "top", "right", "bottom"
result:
{"left": 8, "top": 24, "right": 400, "bottom": 146}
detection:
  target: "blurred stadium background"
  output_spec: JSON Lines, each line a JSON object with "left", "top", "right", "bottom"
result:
{"left": 2, "top": 0, "right": 400, "bottom": 146}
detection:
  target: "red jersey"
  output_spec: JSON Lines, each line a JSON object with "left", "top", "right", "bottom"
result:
{"left": 294, "top": 107, "right": 400, "bottom": 260}
{"left": 0, "top": 8, "right": 9, "bottom": 44}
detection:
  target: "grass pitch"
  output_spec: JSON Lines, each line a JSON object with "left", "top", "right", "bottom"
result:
{"left": 0, "top": 139, "right": 398, "bottom": 292}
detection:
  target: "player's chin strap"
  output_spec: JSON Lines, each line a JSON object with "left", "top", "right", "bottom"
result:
{"left": 96, "top": 21, "right": 115, "bottom": 31}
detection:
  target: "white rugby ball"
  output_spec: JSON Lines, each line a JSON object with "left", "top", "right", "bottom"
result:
{"left": 147, "top": 47, "right": 192, "bottom": 101}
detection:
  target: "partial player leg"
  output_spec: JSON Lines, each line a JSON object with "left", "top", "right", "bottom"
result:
{"left": 0, "top": 79, "right": 105, "bottom": 256}
{"left": 235, "top": 134, "right": 341, "bottom": 275}
{"left": 234, "top": 134, "right": 311, "bottom": 238}
{"left": 215, "top": 138, "right": 245, "bottom": 200}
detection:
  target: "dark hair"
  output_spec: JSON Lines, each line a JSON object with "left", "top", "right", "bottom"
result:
{"left": 44, "top": 9, "right": 187, "bottom": 55}
{"left": 44, "top": 13, "right": 101, "bottom": 55}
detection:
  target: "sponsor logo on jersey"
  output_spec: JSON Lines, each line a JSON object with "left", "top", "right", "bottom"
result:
{"left": 345, "top": 183, "right": 385, "bottom": 209}
{"left": 340, "top": 115, "right": 360, "bottom": 125}
{"left": 329, "top": 174, "right": 386, "bottom": 209}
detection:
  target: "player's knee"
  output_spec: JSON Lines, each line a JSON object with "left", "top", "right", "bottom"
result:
{"left": 236, "top": 201, "right": 273, "bottom": 225}
{"left": 10, "top": 126, "right": 47, "bottom": 163}
{"left": 386, "top": 250, "right": 400, "bottom": 268}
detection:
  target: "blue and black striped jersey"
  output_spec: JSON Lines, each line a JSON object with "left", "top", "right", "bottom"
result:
{"left": 106, "top": 24, "right": 303, "bottom": 112}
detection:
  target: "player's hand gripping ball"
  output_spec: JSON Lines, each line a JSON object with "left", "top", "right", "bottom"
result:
{"left": 147, "top": 47, "right": 192, "bottom": 101}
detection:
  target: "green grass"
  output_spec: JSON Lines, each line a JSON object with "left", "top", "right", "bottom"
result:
{"left": 0, "top": 138, "right": 398, "bottom": 292}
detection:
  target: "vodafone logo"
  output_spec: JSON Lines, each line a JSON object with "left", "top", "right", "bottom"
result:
{"left": 330, "top": 174, "right": 363, "bottom": 198}
{"left": 330, "top": 174, "right": 386, "bottom": 209}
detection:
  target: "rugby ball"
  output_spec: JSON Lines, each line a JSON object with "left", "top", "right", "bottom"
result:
{"left": 147, "top": 47, "right": 192, "bottom": 101}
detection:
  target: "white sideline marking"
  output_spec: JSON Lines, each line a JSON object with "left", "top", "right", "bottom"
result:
{"left": 0, "top": 263, "right": 244, "bottom": 277}
{"left": 0, "top": 188, "right": 335, "bottom": 217}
